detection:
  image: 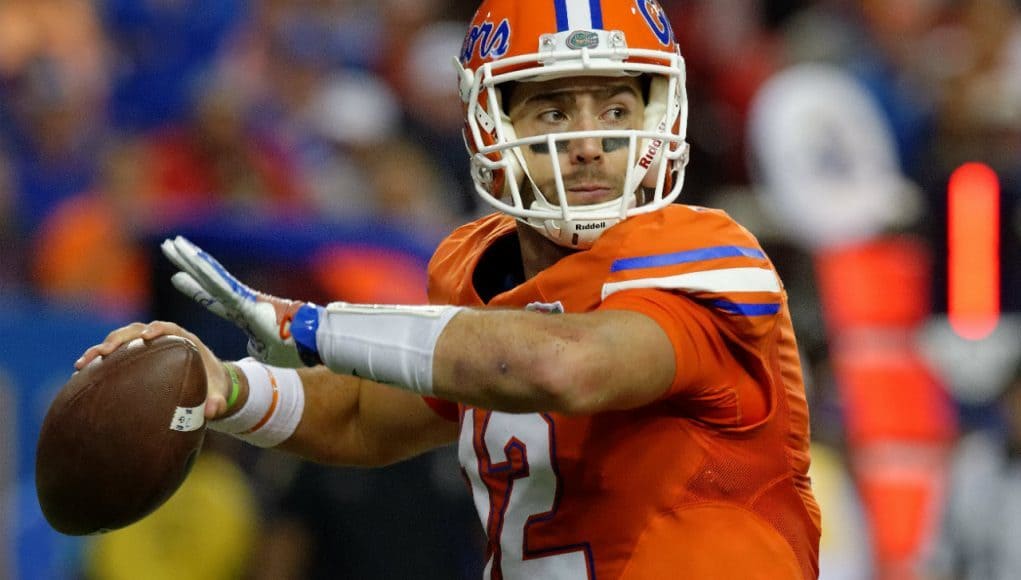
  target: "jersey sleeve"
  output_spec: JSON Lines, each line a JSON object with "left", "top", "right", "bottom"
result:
{"left": 599, "top": 289, "right": 769, "bottom": 427}
{"left": 601, "top": 245, "right": 784, "bottom": 343}
{"left": 591, "top": 211, "right": 785, "bottom": 427}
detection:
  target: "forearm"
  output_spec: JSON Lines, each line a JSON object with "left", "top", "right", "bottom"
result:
{"left": 431, "top": 309, "right": 674, "bottom": 414}
{"left": 273, "top": 366, "right": 366, "bottom": 464}
{"left": 430, "top": 309, "right": 586, "bottom": 413}
{"left": 222, "top": 363, "right": 455, "bottom": 466}
{"left": 301, "top": 303, "right": 675, "bottom": 415}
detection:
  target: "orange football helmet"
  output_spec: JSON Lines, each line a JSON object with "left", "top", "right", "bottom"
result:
{"left": 456, "top": 0, "right": 689, "bottom": 248}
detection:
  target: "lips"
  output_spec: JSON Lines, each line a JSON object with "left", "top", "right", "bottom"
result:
{"left": 566, "top": 183, "right": 615, "bottom": 204}
{"left": 568, "top": 183, "right": 613, "bottom": 192}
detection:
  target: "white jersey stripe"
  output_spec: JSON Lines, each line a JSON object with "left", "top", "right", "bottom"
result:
{"left": 601, "top": 267, "right": 781, "bottom": 300}
{"left": 565, "top": 0, "right": 594, "bottom": 30}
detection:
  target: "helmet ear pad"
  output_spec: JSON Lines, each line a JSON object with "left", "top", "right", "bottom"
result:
{"left": 497, "top": 110, "right": 526, "bottom": 201}
{"left": 639, "top": 74, "right": 671, "bottom": 190}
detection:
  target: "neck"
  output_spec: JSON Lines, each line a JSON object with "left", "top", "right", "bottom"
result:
{"left": 516, "top": 221, "right": 579, "bottom": 279}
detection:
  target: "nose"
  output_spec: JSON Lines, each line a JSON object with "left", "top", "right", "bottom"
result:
{"left": 568, "top": 115, "right": 603, "bottom": 165}
{"left": 569, "top": 137, "right": 603, "bottom": 165}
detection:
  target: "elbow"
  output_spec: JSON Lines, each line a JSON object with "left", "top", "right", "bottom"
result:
{"left": 311, "top": 441, "right": 380, "bottom": 468}
{"left": 315, "top": 443, "right": 403, "bottom": 469}
{"left": 311, "top": 423, "right": 400, "bottom": 469}
{"left": 529, "top": 338, "right": 613, "bottom": 416}
{"left": 316, "top": 451, "right": 376, "bottom": 468}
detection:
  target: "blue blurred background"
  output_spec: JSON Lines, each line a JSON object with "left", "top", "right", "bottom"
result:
{"left": 0, "top": 1, "right": 1018, "bottom": 578}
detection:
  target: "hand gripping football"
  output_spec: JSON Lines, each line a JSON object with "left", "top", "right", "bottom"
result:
{"left": 36, "top": 335, "right": 208, "bottom": 535}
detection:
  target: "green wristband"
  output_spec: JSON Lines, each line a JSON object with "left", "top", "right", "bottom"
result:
{"left": 224, "top": 363, "right": 241, "bottom": 409}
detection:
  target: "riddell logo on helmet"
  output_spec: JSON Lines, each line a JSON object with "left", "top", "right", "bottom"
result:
{"left": 575, "top": 222, "right": 607, "bottom": 231}
{"left": 639, "top": 139, "right": 664, "bottom": 169}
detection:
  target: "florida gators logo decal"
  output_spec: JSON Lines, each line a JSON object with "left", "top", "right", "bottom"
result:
{"left": 636, "top": 0, "right": 673, "bottom": 46}
{"left": 525, "top": 300, "right": 565, "bottom": 314}
{"left": 566, "top": 30, "right": 600, "bottom": 50}
{"left": 461, "top": 18, "right": 511, "bottom": 63}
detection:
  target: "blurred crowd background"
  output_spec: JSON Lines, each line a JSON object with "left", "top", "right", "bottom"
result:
{"left": 0, "top": 0, "right": 1018, "bottom": 579}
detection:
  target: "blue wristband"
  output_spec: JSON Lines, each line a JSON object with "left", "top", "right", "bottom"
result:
{"left": 291, "top": 303, "right": 324, "bottom": 367}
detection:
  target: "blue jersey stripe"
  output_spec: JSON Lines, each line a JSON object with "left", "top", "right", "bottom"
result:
{"left": 589, "top": 0, "right": 603, "bottom": 29}
{"left": 711, "top": 300, "right": 781, "bottom": 317}
{"left": 554, "top": 0, "right": 569, "bottom": 31}
{"left": 610, "top": 246, "right": 766, "bottom": 272}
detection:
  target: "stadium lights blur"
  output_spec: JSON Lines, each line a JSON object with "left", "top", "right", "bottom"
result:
{"left": 948, "top": 162, "right": 1000, "bottom": 341}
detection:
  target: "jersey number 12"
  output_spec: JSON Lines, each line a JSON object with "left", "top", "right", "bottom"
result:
{"left": 460, "top": 409, "right": 592, "bottom": 579}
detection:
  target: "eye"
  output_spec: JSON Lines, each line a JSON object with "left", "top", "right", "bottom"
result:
{"left": 602, "top": 107, "right": 629, "bottom": 122}
{"left": 538, "top": 109, "right": 567, "bottom": 124}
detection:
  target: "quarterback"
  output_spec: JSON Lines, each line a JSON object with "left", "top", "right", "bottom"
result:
{"left": 79, "top": 0, "right": 821, "bottom": 577}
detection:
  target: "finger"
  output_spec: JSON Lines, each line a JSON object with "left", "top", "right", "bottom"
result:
{"left": 76, "top": 347, "right": 104, "bottom": 370}
{"left": 75, "top": 321, "right": 148, "bottom": 369}
{"left": 163, "top": 237, "right": 236, "bottom": 309}
{"left": 74, "top": 316, "right": 172, "bottom": 367}
{"left": 161, "top": 237, "right": 204, "bottom": 285}
{"left": 139, "top": 321, "right": 220, "bottom": 380}
{"left": 173, "top": 236, "right": 236, "bottom": 288}
{"left": 164, "top": 238, "right": 242, "bottom": 315}
{"left": 138, "top": 320, "right": 189, "bottom": 340}
{"left": 171, "top": 236, "right": 255, "bottom": 306}
{"left": 163, "top": 237, "right": 221, "bottom": 298}
{"left": 170, "top": 272, "right": 231, "bottom": 320}
{"left": 160, "top": 237, "right": 183, "bottom": 268}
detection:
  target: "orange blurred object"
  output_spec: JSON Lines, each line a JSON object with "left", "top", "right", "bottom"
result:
{"left": 32, "top": 193, "right": 149, "bottom": 317}
{"left": 948, "top": 163, "right": 1000, "bottom": 341}
{"left": 815, "top": 236, "right": 955, "bottom": 579}
{"left": 310, "top": 245, "right": 428, "bottom": 305}
{"left": 815, "top": 238, "right": 932, "bottom": 330}
{"left": 835, "top": 351, "right": 956, "bottom": 446}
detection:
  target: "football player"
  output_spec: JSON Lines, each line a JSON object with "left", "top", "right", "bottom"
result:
{"left": 79, "top": 1, "right": 821, "bottom": 577}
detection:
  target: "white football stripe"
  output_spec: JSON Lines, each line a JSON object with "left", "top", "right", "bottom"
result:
{"left": 566, "top": 0, "right": 594, "bottom": 29}
{"left": 169, "top": 404, "right": 206, "bottom": 432}
{"left": 602, "top": 267, "right": 781, "bottom": 300}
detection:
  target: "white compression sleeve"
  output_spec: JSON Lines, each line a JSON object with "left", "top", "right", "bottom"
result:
{"left": 314, "top": 303, "right": 464, "bottom": 395}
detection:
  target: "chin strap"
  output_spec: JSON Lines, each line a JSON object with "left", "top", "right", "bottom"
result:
{"left": 526, "top": 183, "right": 637, "bottom": 249}
{"left": 525, "top": 193, "right": 626, "bottom": 249}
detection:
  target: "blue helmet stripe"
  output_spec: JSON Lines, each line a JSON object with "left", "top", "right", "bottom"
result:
{"left": 554, "top": 0, "right": 569, "bottom": 31}
{"left": 589, "top": 0, "right": 603, "bottom": 29}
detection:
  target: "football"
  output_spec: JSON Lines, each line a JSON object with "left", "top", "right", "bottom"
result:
{"left": 36, "top": 335, "right": 208, "bottom": 535}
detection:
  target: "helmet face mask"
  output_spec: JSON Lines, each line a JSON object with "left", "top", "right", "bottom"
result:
{"left": 457, "top": 1, "right": 690, "bottom": 249}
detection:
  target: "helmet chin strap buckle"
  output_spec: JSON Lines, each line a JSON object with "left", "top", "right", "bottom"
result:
{"left": 526, "top": 215, "right": 618, "bottom": 250}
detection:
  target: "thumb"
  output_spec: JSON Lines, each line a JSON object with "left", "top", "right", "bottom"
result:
{"left": 204, "top": 360, "right": 232, "bottom": 420}
{"left": 205, "top": 394, "right": 228, "bottom": 420}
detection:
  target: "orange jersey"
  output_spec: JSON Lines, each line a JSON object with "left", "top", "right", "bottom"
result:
{"left": 426, "top": 206, "right": 821, "bottom": 579}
